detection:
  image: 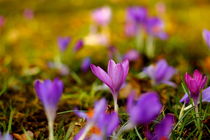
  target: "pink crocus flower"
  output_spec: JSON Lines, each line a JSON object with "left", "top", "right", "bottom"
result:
{"left": 92, "top": 6, "right": 112, "bottom": 26}
{"left": 90, "top": 59, "right": 129, "bottom": 112}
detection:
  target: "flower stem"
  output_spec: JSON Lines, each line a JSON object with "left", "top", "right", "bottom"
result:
{"left": 78, "top": 122, "right": 93, "bottom": 140}
{"left": 146, "top": 35, "right": 154, "bottom": 58}
{"left": 48, "top": 120, "right": 54, "bottom": 140}
{"left": 113, "top": 94, "right": 118, "bottom": 113}
{"left": 114, "top": 121, "right": 134, "bottom": 139}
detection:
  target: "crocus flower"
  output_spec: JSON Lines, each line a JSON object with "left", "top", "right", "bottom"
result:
{"left": 146, "top": 17, "right": 167, "bottom": 40}
{"left": 123, "top": 49, "right": 139, "bottom": 61}
{"left": 127, "top": 7, "right": 148, "bottom": 24}
{"left": 0, "top": 16, "right": 5, "bottom": 27}
{"left": 143, "top": 59, "right": 176, "bottom": 87}
{"left": 81, "top": 57, "right": 91, "bottom": 72}
{"left": 34, "top": 78, "right": 63, "bottom": 140}
{"left": 127, "top": 92, "right": 162, "bottom": 125}
{"left": 74, "top": 39, "right": 84, "bottom": 52}
{"left": 92, "top": 6, "right": 112, "bottom": 26}
{"left": 180, "top": 70, "right": 207, "bottom": 104}
{"left": 74, "top": 98, "right": 119, "bottom": 140}
{"left": 0, "top": 133, "right": 13, "bottom": 140}
{"left": 23, "top": 9, "right": 34, "bottom": 19}
{"left": 146, "top": 114, "right": 175, "bottom": 140}
{"left": 90, "top": 59, "right": 129, "bottom": 112}
{"left": 58, "top": 37, "right": 71, "bottom": 52}
{"left": 125, "top": 22, "right": 138, "bottom": 37}
{"left": 203, "top": 29, "right": 210, "bottom": 48}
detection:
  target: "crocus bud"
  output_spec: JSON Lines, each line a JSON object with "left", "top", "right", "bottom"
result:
{"left": 74, "top": 39, "right": 84, "bottom": 52}
{"left": 127, "top": 92, "right": 162, "bottom": 125}
{"left": 203, "top": 29, "right": 210, "bottom": 48}
{"left": 81, "top": 57, "right": 91, "bottom": 72}
{"left": 58, "top": 37, "right": 71, "bottom": 52}
{"left": 127, "top": 7, "right": 147, "bottom": 24}
{"left": 34, "top": 78, "right": 63, "bottom": 122}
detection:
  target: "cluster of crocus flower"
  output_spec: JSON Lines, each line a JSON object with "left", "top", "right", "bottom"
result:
{"left": 74, "top": 98, "right": 119, "bottom": 140}
{"left": 0, "top": 133, "right": 13, "bottom": 140}
{"left": 143, "top": 59, "right": 176, "bottom": 87}
{"left": 203, "top": 29, "right": 210, "bottom": 48}
{"left": 180, "top": 70, "right": 210, "bottom": 105}
{"left": 125, "top": 6, "right": 167, "bottom": 58}
{"left": 90, "top": 59, "right": 129, "bottom": 112}
{"left": 115, "top": 92, "right": 175, "bottom": 139}
{"left": 34, "top": 78, "right": 63, "bottom": 140}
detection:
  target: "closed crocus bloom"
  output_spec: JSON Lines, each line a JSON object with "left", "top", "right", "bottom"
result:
{"left": 74, "top": 39, "right": 84, "bottom": 52}
{"left": 181, "top": 70, "right": 207, "bottom": 104}
{"left": 185, "top": 70, "right": 207, "bottom": 100}
{"left": 35, "top": 78, "right": 63, "bottom": 140}
{"left": 0, "top": 133, "right": 13, "bottom": 140}
{"left": 127, "top": 92, "right": 162, "bottom": 125}
{"left": 92, "top": 6, "right": 111, "bottom": 26}
{"left": 81, "top": 57, "right": 91, "bottom": 72}
{"left": 146, "top": 114, "right": 175, "bottom": 140}
{"left": 58, "top": 37, "right": 71, "bottom": 52}
{"left": 146, "top": 17, "right": 167, "bottom": 40}
{"left": 90, "top": 59, "right": 129, "bottom": 112}
{"left": 143, "top": 59, "right": 176, "bottom": 87}
{"left": 203, "top": 29, "right": 210, "bottom": 48}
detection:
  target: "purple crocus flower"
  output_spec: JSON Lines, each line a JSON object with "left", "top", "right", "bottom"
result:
{"left": 180, "top": 70, "right": 207, "bottom": 104}
{"left": 23, "top": 9, "right": 34, "bottom": 19}
{"left": 0, "top": 16, "right": 5, "bottom": 27}
{"left": 74, "top": 39, "right": 84, "bottom": 52}
{"left": 143, "top": 59, "right": 176, "bottom": 87}
{"left": 92, "top": 6, "right": 112, "bottom": 26}
{"left": 123, "top": 49, "right": 139, "bottom": 61}
{"left": 146, "top": 17, "right": 167, "bottom": 40}
{"left": 90, "top": 59, "right": 129, "bottom": 112}
{"left": 127, "top": 92, "right": 162, "bottom": 125}
{"left": 146, "top": 114, "right": 175, "bottom": 140}
{"left": 74, "top": 99, "right": 119, "bottom": 140}
{"left": 58, "top": 37, "right": 71, "bottom": 52}
{"left": 127, "top": 7, "right": 148, "bottom": 24}
{"left": 81, "top": 57, "right": 91, "bottom": 72}
{"left": 203, "top": 29, "right": 210, "bottom": 48}
{"left": 0, "top": 133, "right": 13, "bottom": 140}
{"left": 34, "top": 78, "right": 63, "bottom": 122}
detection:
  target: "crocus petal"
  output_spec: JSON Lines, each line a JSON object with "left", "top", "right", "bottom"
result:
{"left": 121, "top": 59, "right": 129, "bottom": 81}
{"left": 129, "top": 92, "right": 162, "bottom": 125}
{"left": 143, "top": 65, "right": 156, "bottom": 80}
{"left": 153, "top": 114, "right": 175, "bottom": 140}
{"left": 90, "top": 64, "right": 112, "bottom": 89}
{"left": 180, "top": 93, "right": 190, "bottom": 104}
{"left": 93, "top": 98, "right": 107, "bottom": 120}
{"left": 202, "top": 87, "right": 210, "bottom": 102}
{"left": 155, "top": 59, "right": 168, "bottom": 81}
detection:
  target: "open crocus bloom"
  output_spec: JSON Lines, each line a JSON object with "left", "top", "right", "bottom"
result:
{"left": 203, "top": 29, "right": 210, "bottom": 48}
{"left": 90, "top": 59, "right": 129, "bottom": 95}
{"left": 34, "top": 78, "right": 63, "bottom": 122}
{"left": 0, "top": 133, "right": 13, "bottom": 140}
{"left": 143, "top": 59, "right": 176, "bottom": 87}
{"left": 92, "top": 6, "right": 112, "bottom": 26}
{"left": 127, "top": 7, "right": 148, "bottom": 24}
{"left": 74, "top": 98, "right": 119, "bottom": 140}
{"left": 127, "top": 92, "right": 162, "bottom": 125}
{"left": 146, "top": 114, "right": 175, "bottom": 140}
{"left": 146, "top": 17, "right": 167, "bottom": 40}
{"left": 182, "top": 70, "right": 207, "bottom": 104}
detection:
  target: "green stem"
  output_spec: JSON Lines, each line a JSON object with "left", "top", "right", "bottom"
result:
{"left": 113, "top": 94, "right": 118, "bottom": 113}
{"left": 48, "top": 120, "right": 54, "bottom": 140}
